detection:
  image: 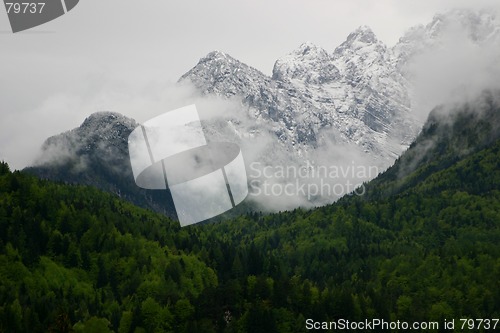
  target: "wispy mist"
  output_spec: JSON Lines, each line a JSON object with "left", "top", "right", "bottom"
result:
{"left": 407, "top": 10, "right": 500, "bottom": 121}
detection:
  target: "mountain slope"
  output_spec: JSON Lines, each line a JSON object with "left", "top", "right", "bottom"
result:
{"left": 25, "top": 112, "right": 177, "bottom": 218}
{"left": 2, "top": 90, "right": 500, "bottom": 331}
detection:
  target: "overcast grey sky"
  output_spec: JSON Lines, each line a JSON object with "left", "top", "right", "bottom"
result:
{"left": 1, "top": 0, "right": 500, "bottom": 169}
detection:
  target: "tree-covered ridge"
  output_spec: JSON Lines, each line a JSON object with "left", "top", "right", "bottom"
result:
{"left": 0, "top": 165, "right": 217, "bottom": 332}
{"left": 198, "top": 138, "right": 500, "bottom": 326}
{"left": 367, "top": 90, "right": 500, "bottom": 199}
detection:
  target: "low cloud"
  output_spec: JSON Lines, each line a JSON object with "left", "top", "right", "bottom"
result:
{"left": 189, "top": 93, "right": 382, "bottom": 211}
{"left": 408, "top": 11, "right": 500, "bottom": 122}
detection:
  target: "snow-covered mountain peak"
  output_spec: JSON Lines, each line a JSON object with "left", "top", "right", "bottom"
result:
{"left": 180, "top": 50, "right": 270, "bottom": 97}
{"left": 292, "top": 42, "right": 328, "bottom": 57}
{"left": 272, "top": 42, "right": 340, "bottom": 84}
{"left": 348, "top": 25, "right": 378, "bottom": 43}
{"left": 198, "top": 50, "right": 234, "bottom": 65}
{"left": 34, "top": 111, "right": 138, "bottom": 173}
{"left": 80, "top": 112, "right": 136, "bottom": 133}
{"left": 191, "top": 50, "right": 244, "bottom": 76}
{"left": 335, "top": 25, "right": 382, "bottom": 53}
{"left": 333, "top": 25, "right": 389, "bottom": 77}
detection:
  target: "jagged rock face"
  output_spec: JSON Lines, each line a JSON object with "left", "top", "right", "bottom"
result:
{"left": 180, "top": 31, "right": 414, "bottom": 163}
{"left": 180, "top": 51, "right": 273, "bottom": 99}
{"left": 332, "top": 26, "right": 413, "bottom": 136}
{"left": 272, "top": 42, "right": 340, "bottom": 85}
{"left": 180, "top": 9, "right": 500, "bottom": 165}
{"left": 180, "top": 51, "right": 329, "bottom": 147}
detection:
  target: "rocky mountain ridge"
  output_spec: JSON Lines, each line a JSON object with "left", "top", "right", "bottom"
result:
{"left": 180, "top": 9, "right": 500, "bottom": 164}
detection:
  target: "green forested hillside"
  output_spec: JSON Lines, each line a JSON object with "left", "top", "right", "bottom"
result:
{"left": 0, "top": 162, "right": 217, "bottom": 332}
{"left": 1, "top": 137, "right": 499, "bottom": 332}
{"left": 367, "top": 91, "right": 500, "bottom": 199}
{"left": 1, "top": 96, "right": 500, "bottom": 332}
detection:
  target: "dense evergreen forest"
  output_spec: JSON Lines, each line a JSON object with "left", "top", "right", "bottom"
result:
{"left": 1, "top": 99, "right": 500, "bottom": 332}
{"left": 0, "top": 137, "right": 499, "bottom": 332}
